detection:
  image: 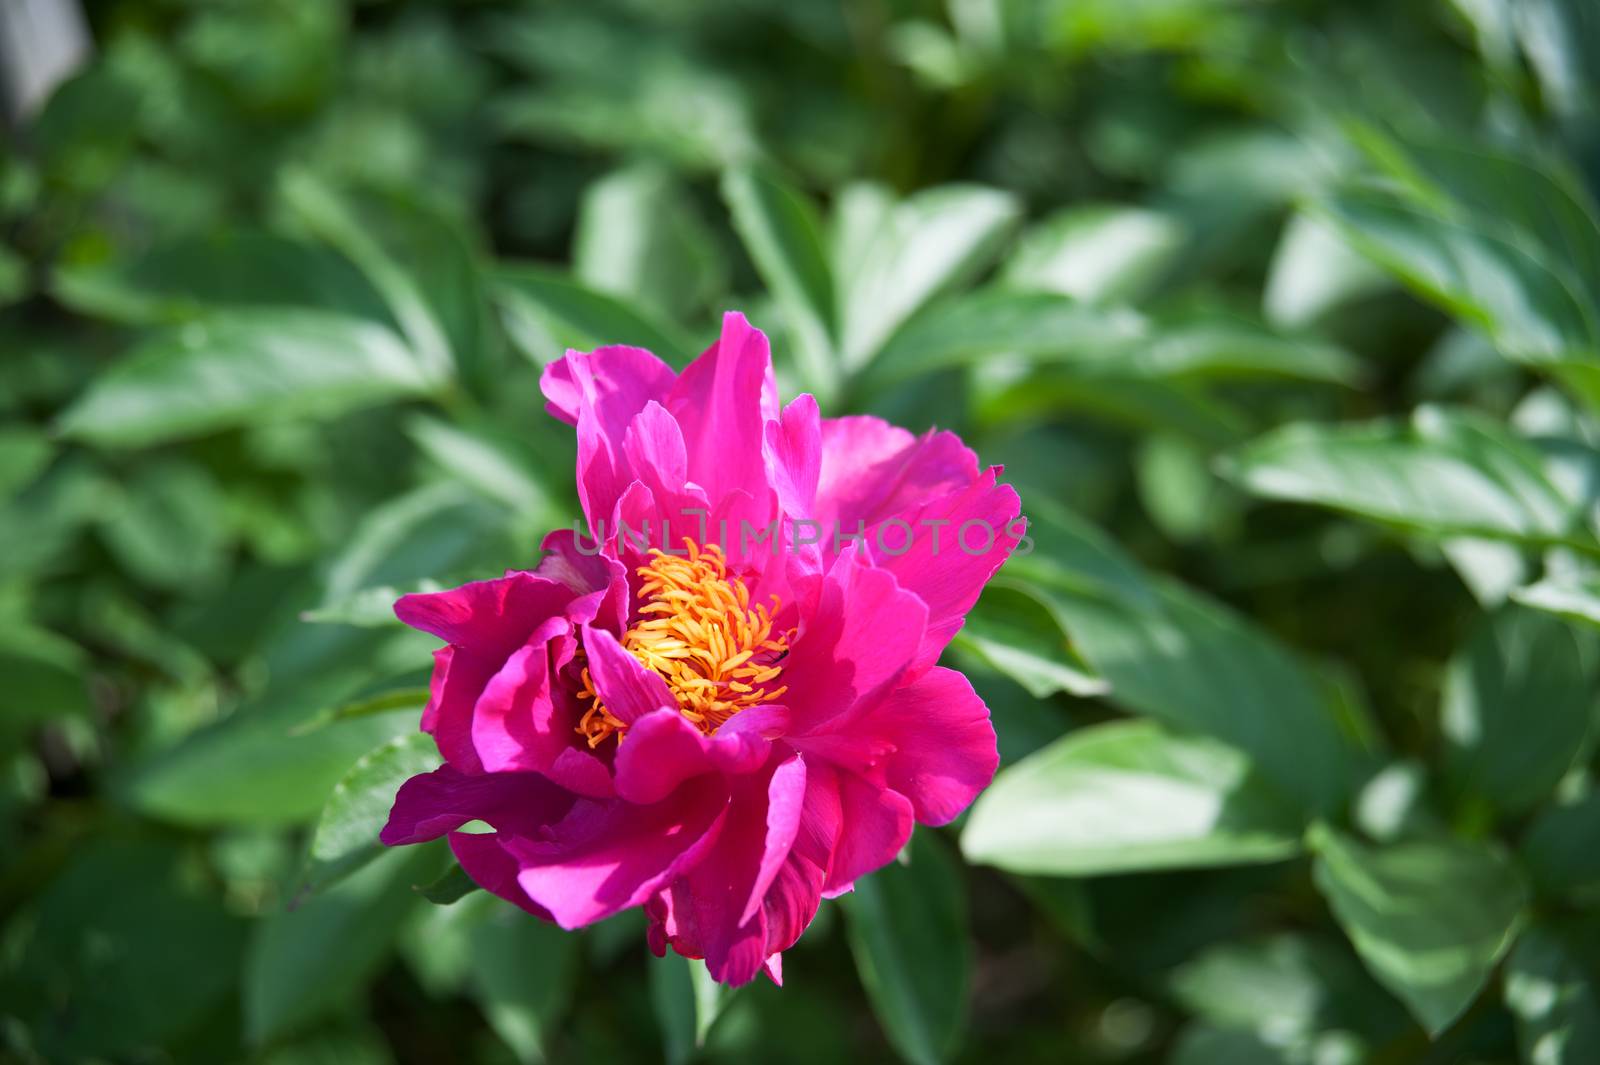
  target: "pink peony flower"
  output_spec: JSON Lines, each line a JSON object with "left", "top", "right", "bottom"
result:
{"left": 380, "top": 312, "right": 1021, "bottom": 985}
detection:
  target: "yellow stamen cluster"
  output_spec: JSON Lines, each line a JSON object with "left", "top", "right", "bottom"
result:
{"left": 576, "top": 540, "right": 791, "bottom": 747}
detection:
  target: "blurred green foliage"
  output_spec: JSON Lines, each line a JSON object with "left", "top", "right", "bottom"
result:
{"left": 3, "top": 0, "right": 1600, "bottom": 1062}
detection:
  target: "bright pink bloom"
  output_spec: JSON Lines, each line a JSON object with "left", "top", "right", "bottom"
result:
{"left": 381, "top": 312, "right": 1019, "bottom": 985}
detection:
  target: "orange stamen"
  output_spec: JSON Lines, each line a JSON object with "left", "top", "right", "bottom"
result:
{"left": 575, "top": 540, "right": 792, "bottom": 747}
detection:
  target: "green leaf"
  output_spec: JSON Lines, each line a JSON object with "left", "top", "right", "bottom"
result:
{"left": 300, "top": 732, "right": 440, "bottom": 898}
{"left": 836, "top": 183, "right": 1020, "bottom": 371}
{"left": 57, "top": 310, "right": 437, "bottom": 448}
{"left": 1003, "top": 203, "right": 1185, "bottom": 304}
{"left": 98, "top": 458, "right": 230, "bottom": 591}
{"left": 51, "top": 228, "right": 390, "bottom": 326}
{"left": 1264, "top": 210, "right": 1392, "bottom": 329}
{"left": 300, "top": 585, "right": 442, "bottom": 629}
{"left": 1319, "top": 191, "right": 1600, "bottom": 404}
{"left": 721, "top": 165, "right": 837, "bottom": 394}
{"left": 467, "top": 898, "right": 579, "bottom": 1064}
{"left": 649, "top": 953, "right": 734, "bottom": 1064}
{"left": 2, "top": 839, "right": 246, "bottom": 1061}
{"left": 1505, "top": 923, "right": 1600, "bottom": 1065}
{"left": 246, "top": 843, "right": 442, "bottom": 1045}
{"left": 962, "top": 720, "right": 1303, "bottom": 876}
{"left": 494, "top": 264, "right": 693, "bottom": 366}
{"left": 1441, "top": 606, "right": 1596, "bottom": 814}
{"left": 0, "top": 426, "right": 54, "bottom": 501}
{"left": 1513, "top": 571, "right": 1600, "bottom": 629}
{"left": 1523, "top": 790, "right": 1600, "bottom": 901}
{"left": 1221, "top": 406, "right": 1588, "bottom": 550}
{"left": 576, "top": 164, "right": 722, "bottom": 326}
{"left": 406, "top": 414, "right": 563, "bottom": 525}
{"left": 953, "top": 580, "right": 1108, "bottom": 698}
{"left": 418, "top": 863, "right": 480, "bottom": 906}
{"left": 843, "top": 831, "right": 969, "bottom": 1065}
{"left": 1309, "top": 825, "right": 1528, "bottom": 1035}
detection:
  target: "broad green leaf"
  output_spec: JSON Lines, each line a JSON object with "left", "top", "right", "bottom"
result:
{"left": 649, "top": 953, "right": 734, "bottom": 1064}
{"left": 869, "top": 289, "right": 1144, "bottom": 385}
{"left": 57, "top": 310, "right": 437, "bottom": 448}
{"left": 837, "top": 184, "right": 1020, "bottom": 371}
{"left": 418, "top": 863, "right": 479, "bottom": 906}
{"left": 0, "top": 839, "right": 246, "bottom": 1061}
{"left": 495, "top": 264, "right": 693, "bottom": 366}
{"left": 1309, "top": 825, "right": 1528, "bottom": 1035}
{"left": 0, "top": 426, "right": 54, "bottom": 500}
{"left": 1523, "top": 790, "right": 1600, "bottom": 901}
{"left": 1264, "top": 210, "right": 1392, "bottom": 328}
{"left": 406, "top": 414, "right": 563, "bottom": 525}
{"left": 1513, "top": 571, "right": 1600, "bottom": 629}
{"left": 1506, "top": 923, "right": 1600, "bottom": 1065}
{"left": 1221, "top": 407, "right": 1587, "bottom": 550}
{"left": 1004, "top": 203, "right": 1185, "bottom": 304}
{"left": 575, "top": 164, "right": 722, "bottom": 325}
{"left": 843, "top": 831, "right": 970, "bottom": 1065}
{"left": 721, "top": 165, "right": 837, "bottom": 394}
{"left": 246, "top": 843, "right": 442, "bottom": 1045}
{"left": 1441, "top": 606, "right": 1596, "bottom": 814}
{"left": 0, "top": 626, "right": 90, "bottom": 756}
{"left": 962, "top": 720, "right": 1302, "bottom": 876}
{"left": 468, "top": 898, "right": 579, "bottom": 1064}
{"left": 300, "top": 585, "right": 442, "bottom": 629}
{"left": 97, "top": 458, "right": 230, "bottom": 591}
{"left": 953, "top": 580, "right": 1108, "bottom": 698}
{"left": 300, "top": 732, "right": 440, "bottom": 898}
{"left": 281, "top": 170, "right": 486, "bottom": 387}
{"left": 1169, "top": 933, "right": 1402, "bottom": 1046}
{"left": 1319, "top": 192, "right": 1600, "bottom": 405}
{"left": 51, "top": 228, "right": 389, "bottom": 326}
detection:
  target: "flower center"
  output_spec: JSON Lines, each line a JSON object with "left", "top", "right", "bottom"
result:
{"left": 576, "top": 540, "right": 790, "bottom": 747}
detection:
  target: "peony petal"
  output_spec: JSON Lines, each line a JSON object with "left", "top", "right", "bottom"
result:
{"left": 380, "top": 764, "right": 576, "bottom": 845}
{"left": 665, "top": 312, "right": 779, "bottom": 513}
{"left": 823, "top": 768, "right": 915, "bottom": 894}
{"left": 449, "top": 832, "right": 555, "bottom": 920}
{"left": 468, "top": 617, "right": 570, "bottom": 773}
{"left": 741, "top": 753, "right": 807, "bottom": 926}
{"left": 868, "top": 469, "right": 1021, "bottom": 675}
{"left": 853, "top": 667, "right": 998, "bottom": 826}
{"left": 508, "top": 775, "right": 729, "bottom": 929}
{"left": 581, "top": 625, "right": 676, "bottom": 726}
{"left": 781, "top": 544, "right": 928, "bottom": 735}
{"left": 764, "top": 393, "right": 821, "bottom": 519}
{"left": 814, "top": 417, "right": 978, "bottom": 532}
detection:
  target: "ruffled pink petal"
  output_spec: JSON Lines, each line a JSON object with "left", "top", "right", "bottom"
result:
{"left": 380, "top": 764, "right": 577, "bottom": 845}
{"left": 469, "top": 618, "right": 571, "bottom": 773}
{"left": 806, "top": 667, "right": 996, "bottom": 826}
{"left": 781, "top": 545, "right": 928, "bottom": 736}
{"left": 542, "top": 344, "right": 678, "bottom": 535}
{"left": 665, "top": 312, "right": 779, "bottom": 514}
{"left": 581, "top": 625, "right": 676, "bottom": 726}
{"left": 813, "top": 417, "right": 978, "bottom": 532}
{"left": 764, "top": 394, "right": 821, "bottom": 519}
{"left": 506, "top": 775, "right": 729, "bottom": 929}
{"left": 665, "top": 754, "right": 804, "bottom": 986}
{"left": 819, "top": 766, "right": 915, "bottom": 895}
{"left": 449, "top": 832, "right": 555, "bottom": 920}
{"left": 611, "top": 707, "right": 778, "bottom": 805}
{"left": 868, "top": 469, "right": 1021, "bottom": 675}
{"left": 396, "top": 574, "right": 581, "bottom": 773}
{"left": 536, "top": 529, "right": 630, "bottom": 630}
{"left": 754, "top": 759, "right": 839, "bottom": 969}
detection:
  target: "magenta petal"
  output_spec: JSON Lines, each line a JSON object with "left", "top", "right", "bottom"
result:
{"left": 582, "top": 625, "right": 676, "bottom": 726}
{"left": 509, "top": 775, "right": 729, "bottom": 929}
{"left": 871, "top": 469, "right": 1022, "bottom": 674}
{"left": 764, "top": 393, "right": 821, "bottom": 518}
{"left": 380, "top": 764, "right": 576, "bottom": 845}
{"left": 623, "top": 401, "right": 690, "bottom": 493}
{"left": 665, "top": 312, "right": 779, "bottom": 512}
{"left": 814, "top": 417, "right": 979, "bottom": 531}
{"left": 823, "top": 768, "right": 915, "bottom": 894}
{"left": 741, "top": 753, "right": 807, "bottom": 926}
{"left": 469, "top": 617, "right": 572, "bottom": 773}
{"left": 861, "top": 667, "right": 998, "bottom": 825}
{"left": 612, "top": 710, "right": 717, "bottom": 805}
{"left": 782, "top": 545, "right": 929, "bottom": 735}
{"left": 540, "top": 343, "right": 676, "bottom": 428}
{"left": 449, "top": 832, "right": 556, "bottom": 920}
